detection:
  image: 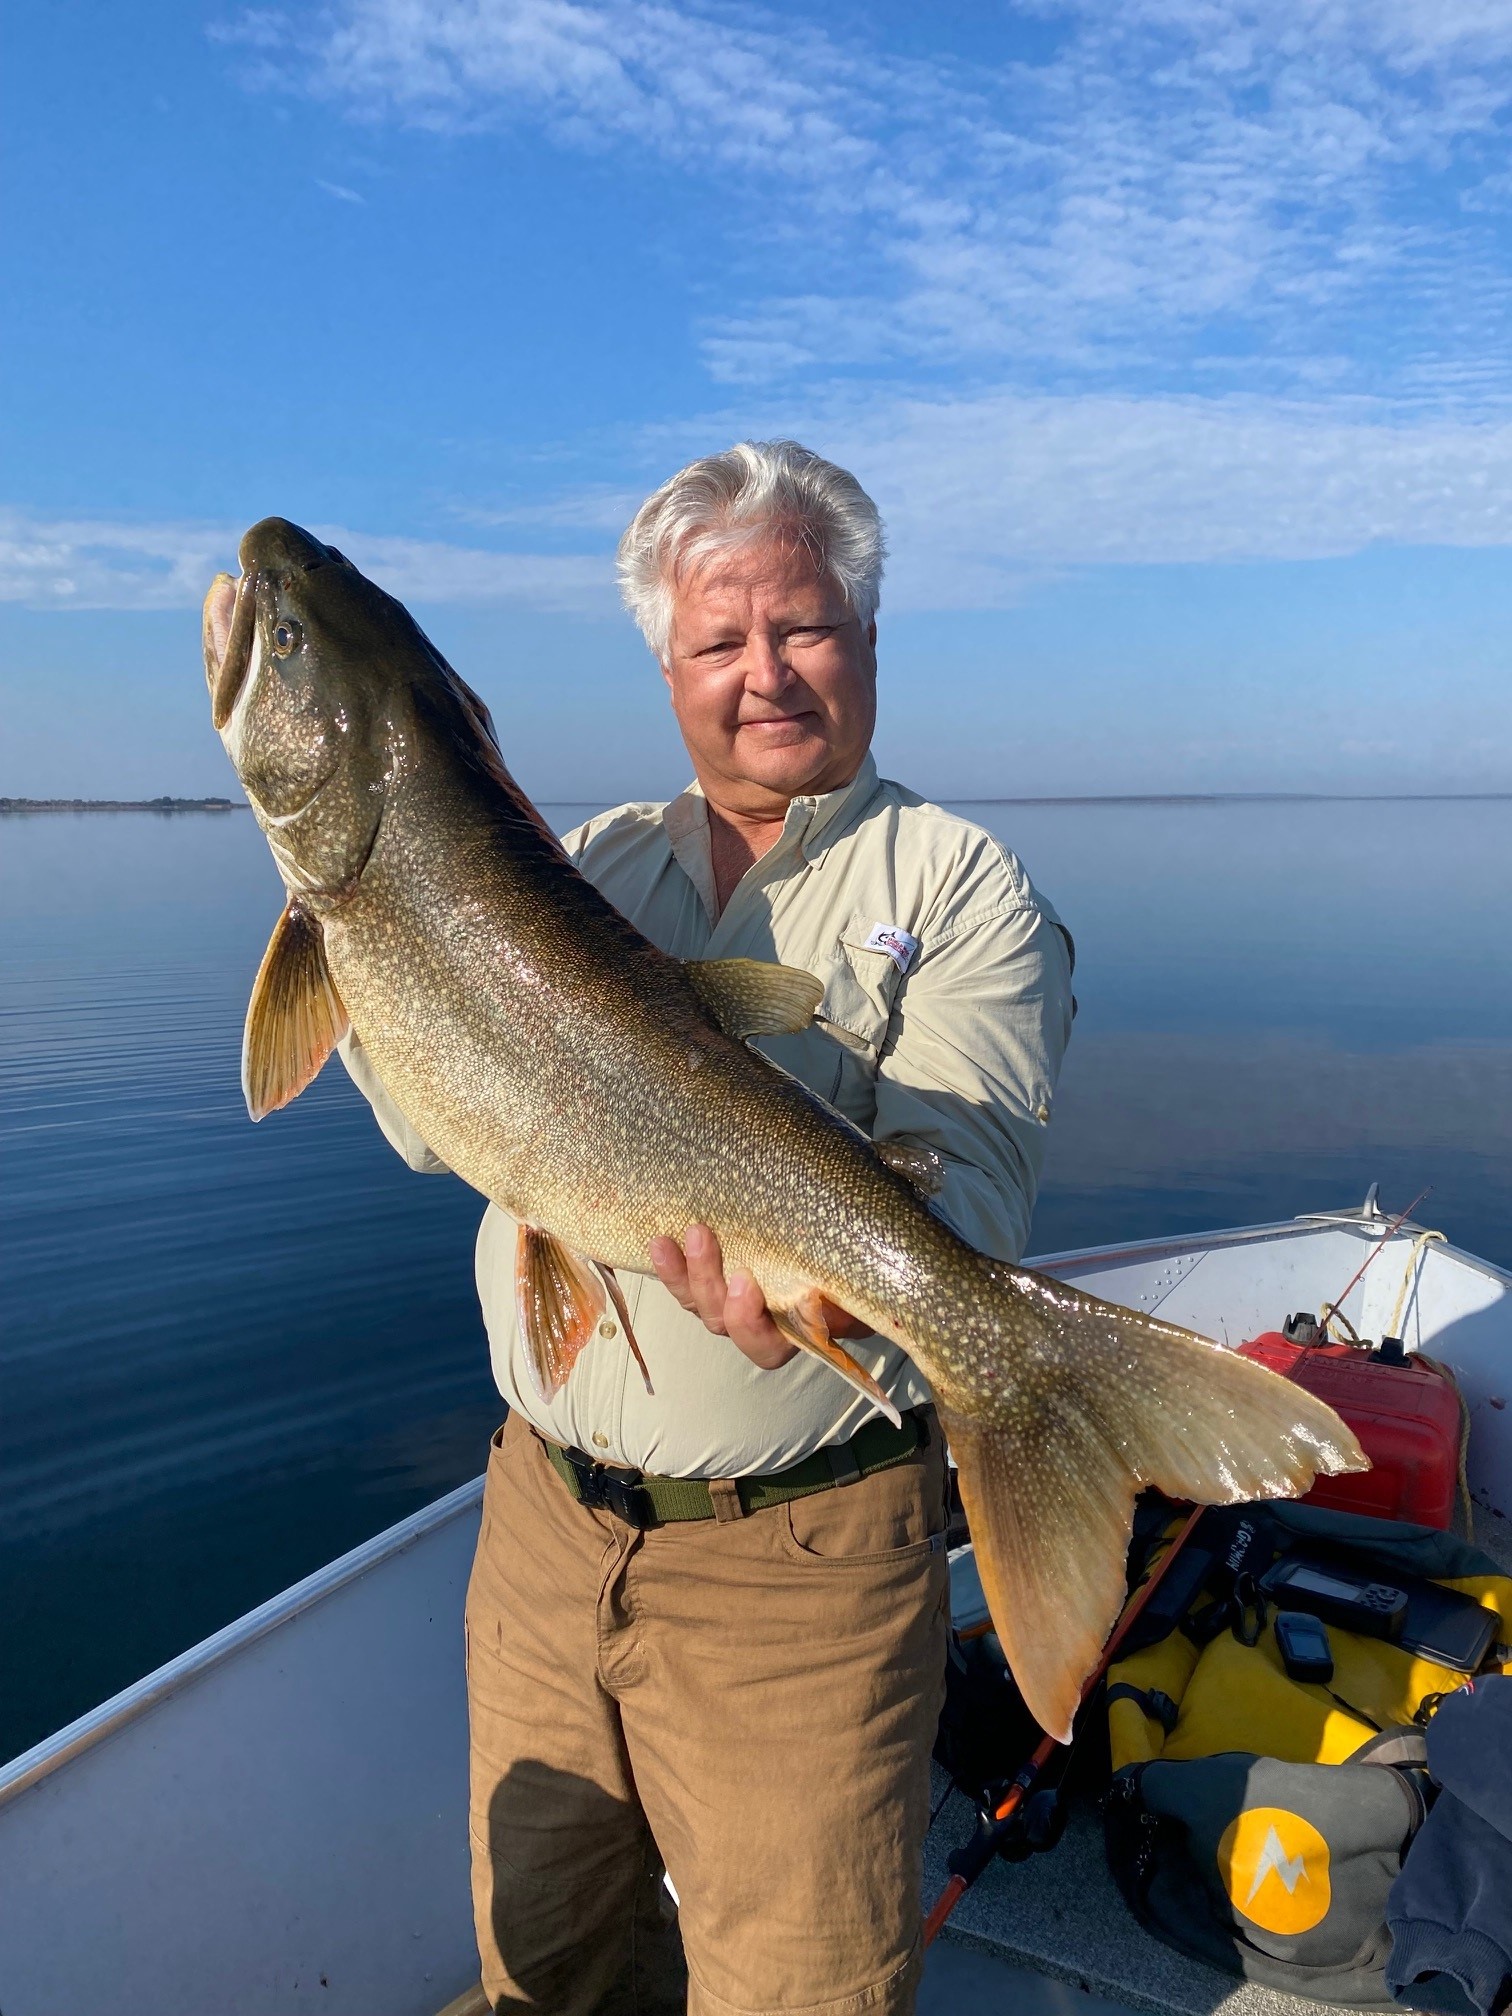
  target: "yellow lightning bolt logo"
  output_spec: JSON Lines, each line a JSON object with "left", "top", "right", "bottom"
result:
{"left": 1218, "top": 1808, "right": 1332, "bottom": 1935}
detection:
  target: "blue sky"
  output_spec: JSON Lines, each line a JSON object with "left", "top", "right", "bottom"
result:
{"left": 7, "top": 0, "right": 1512, "bottom": 800}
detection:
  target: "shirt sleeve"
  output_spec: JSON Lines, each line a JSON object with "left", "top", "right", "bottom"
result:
{"left": 873, "top": 901, "right": 1074, "bottom": 1264}
{"left": 336, "top": 1030, "right": 451, "bottom": 1176}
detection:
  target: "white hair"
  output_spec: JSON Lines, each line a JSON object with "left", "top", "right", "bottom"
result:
{"left": 616, "top": 440, "right": 886, "bottom": 660}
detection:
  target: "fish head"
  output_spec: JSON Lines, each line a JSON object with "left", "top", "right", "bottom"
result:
{"left": 203, "top": 517, "right": 405, "bottom": 899}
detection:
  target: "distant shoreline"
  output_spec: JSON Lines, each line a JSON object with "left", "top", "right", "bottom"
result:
{"left": 945, "top": 791, "right": 1512, "bottom": 806}
{"left": 0, "top": 797, "right": 248, "bottom": 814}
{"left": 3, "top": 791, "right": 1507, "bottom": 815}
{"left": 539, "top": 790, "right": 1512, "bottom": 808}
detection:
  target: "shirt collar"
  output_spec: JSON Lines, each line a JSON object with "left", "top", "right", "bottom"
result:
{"left": 661, "top": 753, "right": 880, "bottom": 926}
{"left": 796, "top": 750, "right": 881, "bottom": 856}
{"left": 663, "top": 750, "right": 880, "bottom": 881}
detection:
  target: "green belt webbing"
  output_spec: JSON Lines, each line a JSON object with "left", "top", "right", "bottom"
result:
{"left": 541, "top": 1409, "right": 925, "bottom": 1523}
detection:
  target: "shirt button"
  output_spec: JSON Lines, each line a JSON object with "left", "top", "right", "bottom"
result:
{"left": 591, "top": 1432, "right": 609, "bottom": 1450}
{"left": 598, "top": 1319, "right": 618, "bottom": 1339}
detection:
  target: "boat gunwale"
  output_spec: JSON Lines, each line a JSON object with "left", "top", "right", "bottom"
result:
{"left": 0, "top": 1474, "right": 485, "bottom": 1811}
{"left": 1033, "top": 1212, "right": 1512, "bottom": 1293}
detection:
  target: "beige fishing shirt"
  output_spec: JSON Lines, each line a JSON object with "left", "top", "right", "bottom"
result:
{"left": 340, "top": 753, "right": 1074, "bottom": 1477}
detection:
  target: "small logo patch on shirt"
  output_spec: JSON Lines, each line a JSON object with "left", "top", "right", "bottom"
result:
{"left": 864, "top": 922, "right": 919, "bottom": 973}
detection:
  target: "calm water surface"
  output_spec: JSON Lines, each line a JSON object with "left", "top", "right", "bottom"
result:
{"left": 3, "top": 799, "right": 1509, "bottom": 1760}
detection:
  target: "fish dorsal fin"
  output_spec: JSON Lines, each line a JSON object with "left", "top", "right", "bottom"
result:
{"left": 242, "top": 902, "right": 349, "bottom": 1121}
{"left": 515, "top": 1226, "right": 607, "bottom": 1403}
{"left": 876, "top": 1140, "right": 946, "bottom": 1197}
{"left": 684, "top": 957, "right": 822, "bottom": 1039}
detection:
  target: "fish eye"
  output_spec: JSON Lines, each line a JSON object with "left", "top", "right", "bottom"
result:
{"left": 271, "top": 617, "right": 303, "bottom": 658}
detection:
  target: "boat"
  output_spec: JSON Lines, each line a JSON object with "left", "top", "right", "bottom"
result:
{"left": 2, "top": 1191, "right": 1508, "bottom": 2016}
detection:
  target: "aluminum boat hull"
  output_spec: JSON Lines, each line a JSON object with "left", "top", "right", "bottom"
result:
{"left": 2, "top": 1200, "right": 1508, "bottom": 2016}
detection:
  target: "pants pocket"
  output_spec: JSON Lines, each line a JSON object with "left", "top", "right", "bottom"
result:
{"left": 780, "top": 1444, "right": 947, "bottom": 1566}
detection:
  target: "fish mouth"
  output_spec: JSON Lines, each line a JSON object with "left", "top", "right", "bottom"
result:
{"left": 204, "top": 568, "right": 258, "bottom": 731}
{"left": 206, "top": 520, "right": 347, "bottom": 732}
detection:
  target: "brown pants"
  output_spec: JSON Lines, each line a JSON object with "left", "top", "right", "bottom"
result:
{"left": 464, "top": 1413, "right": 950, "bottom": 2016}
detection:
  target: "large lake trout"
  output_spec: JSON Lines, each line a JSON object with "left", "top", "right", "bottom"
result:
{"left": 204, "top": 517, "right": 1365, "bottom": 1740}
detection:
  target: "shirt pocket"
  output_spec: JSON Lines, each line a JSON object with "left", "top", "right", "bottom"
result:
{"left": 819, "top": 921, "right": 910, "bottom": 1053}
{"left": 811, "top": 922, "right": 911, "bottom": 1126}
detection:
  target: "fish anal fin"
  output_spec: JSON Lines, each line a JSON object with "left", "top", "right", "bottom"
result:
{"left": 935, "top": 1274, "right": 1368, "bottom": 1744}
{"left": 684, "top": 957, "right": 823, "bottom": 1038}
{"left": 242, "top": 901, "right": 349, "bottom": 1121}
{"left": 771, "top": 1289, "right": 903, "bottom": 1428}
{"left": 877, "top": 1139, "right": 946, "bottom": 1197}
{"left": 516, "top": 1227, "right": 607, "bottom": 1403}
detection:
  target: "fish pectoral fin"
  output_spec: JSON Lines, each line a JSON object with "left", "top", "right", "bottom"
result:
{"left": 683, "top": 957, "right": 823, "bottom": 1039}
{"left": 515, "top": 1227, "right": 607, "bottom": 1403}
{"left": 937, "top": 1276, "right": 1368, "bottom": 1745}
{"left": 876, "top": 1139, "right": 946, "bottom": 1197}
{"left": 242, "top": 901, "right": 350, "bottom": 1121}
{"left": 770, "top": 1289, "right": 903, "bottom": 1428}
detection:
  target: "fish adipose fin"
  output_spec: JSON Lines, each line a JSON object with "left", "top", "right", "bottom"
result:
{"left": 876, "top": 1140, "right": 946, "bottom": 1197}
{"left": 515, "top": 1227, "right": 612, "bottom": 1402}
{"left": 939, "top": 1279, "right": 1368, "bottom": 1745}
{"left": 770, "top": 1289, "right": 903, "bottom": 1429}
{"left": 242, "top": 902, "right": 350, "bottom": 1121}
{"left": 684, "top": 958, "right": 823, "bottom": 1039}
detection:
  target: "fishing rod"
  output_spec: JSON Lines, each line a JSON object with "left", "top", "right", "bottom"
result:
{"left": 1318, "top": 1187, "right": 1431, "bottom": 1343}
{"left": 922, "top": 1496, "right": 1205, "bottom": 1945}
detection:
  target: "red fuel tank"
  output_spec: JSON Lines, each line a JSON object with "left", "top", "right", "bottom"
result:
{"left": 1238, "top": 1333, "right": 1463, "bottom": 1530}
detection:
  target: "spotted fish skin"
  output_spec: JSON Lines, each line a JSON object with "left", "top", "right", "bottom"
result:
{"left": 204, "top": 518, "right": 1367, "bottom": 1741}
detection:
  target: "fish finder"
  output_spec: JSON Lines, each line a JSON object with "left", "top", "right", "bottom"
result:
{"left": 1260, "top": 1558, "right": 1407, "bottom": 1639}
{"left": 1260, "top": 1554, "right": 1499, "bottom": 1672}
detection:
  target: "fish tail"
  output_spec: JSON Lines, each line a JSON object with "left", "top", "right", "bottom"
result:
{"left": 936, "top": 1278, "right": 1367, "bottom": 1743}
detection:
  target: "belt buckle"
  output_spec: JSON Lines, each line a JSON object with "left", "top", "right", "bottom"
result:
{"left": 565, "top": 1448, "right": 655, "bottom": 1530}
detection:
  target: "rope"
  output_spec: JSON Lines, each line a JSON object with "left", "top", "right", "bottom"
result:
{"left": 1418, "top": 1349, "right": 1475, "bottom": 1542}
{"left": 1385, "top": 1229, "right": 1447, "bottom": 1342}
{"left": 1317, "top": 1188, "right": 1431, "bottom": 1345}
{"left": 1318, "top": 1302, "right": 1361, "bottom": 1345}
{"left": 1376, "top": 1226, "right": 1471, "bottom": 1538}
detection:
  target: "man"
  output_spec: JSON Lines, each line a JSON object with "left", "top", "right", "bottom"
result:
{"left": 342, "top": 441, "right": 1074, "bottom": 2015}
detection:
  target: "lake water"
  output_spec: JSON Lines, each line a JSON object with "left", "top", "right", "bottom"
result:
{"left": 3, "top": 798, "right": 1510, "bottom": 1762}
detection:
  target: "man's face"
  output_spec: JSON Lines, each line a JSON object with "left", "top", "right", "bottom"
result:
{"left": 661, "top": 535, "right": 877, "bottom": 812}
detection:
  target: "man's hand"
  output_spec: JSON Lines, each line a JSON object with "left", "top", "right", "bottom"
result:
{"left": 649, "top": 1223, "right": 870, "bottom": 1370}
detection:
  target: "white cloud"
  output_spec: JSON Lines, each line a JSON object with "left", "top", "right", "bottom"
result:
{"left": 0, "top": 512, "right": 615, "bottom": 614}
{"left": 19, "top": 381, "right": 1512, "bottom": 617}
{"left": 0, "top": 516, "right": 231, "bottom": 611}
{"left": 459, "top": 485, "right": 644, "bottom": 533}
{"left": 443, "top": 389, "right": 1512, "bottom": 610}
{"left": 832, "top": 392, "right": 1512, "bottom": 604}
{"left": 217, "top": 0, "right": 886, "bottom": 180}
{"left": 216, "top": 0, "right": 1512, "bottom": 400}
{"left": 337, "top": 531, "right": 613, "bottom": 607}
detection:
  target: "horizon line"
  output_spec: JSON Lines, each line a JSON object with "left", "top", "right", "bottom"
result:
{"left": 4, "top": 789, "right": 1510, "bottom": 811}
